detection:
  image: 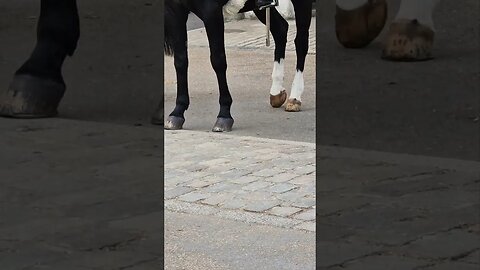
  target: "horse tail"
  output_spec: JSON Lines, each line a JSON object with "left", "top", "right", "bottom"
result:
{"left": 164, "top": 23, "right": 174, "bottom": 56}
{"left": 164, "top": 6, "right": 175, "bottom": 57}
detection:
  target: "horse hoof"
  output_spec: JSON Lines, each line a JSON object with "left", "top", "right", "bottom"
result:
{"left": 212, "top": 117, "right": 234, "bottom": 132}
{"left": 335, "top": 0, "right": 387, "bottom": 48}
{"left": 0, "top": 74, "right": 65, "bottom": 118}
{"left": 381, "top": 19, "right": 434, "bottom": 61}
{"left": 151, "top": 109, "right": 164, "bottom": 125}
{"left": 164, "top": 116, "right": 184, "bottom": 130}
{"left": 270, "top": 90, "right": 287, "bottom": 108}
{"left": 285, "top": 98, "right": 301, "bottom": 112}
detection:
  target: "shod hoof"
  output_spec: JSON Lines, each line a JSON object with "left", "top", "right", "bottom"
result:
{"left": 212, "top": 117, "right": 234, "bottom": 132}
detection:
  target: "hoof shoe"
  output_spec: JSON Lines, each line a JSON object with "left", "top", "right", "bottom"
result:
{"left": 270, "top": 90, "right": 287, "bottom": 108}
{"left": 0, "top": 74, "right": 65, "bottom": 118}
{"left": 285, "top": 98, "right": 301, "bottom": 112}
{"left": 335, "top": 0, "right": 387, "bottom": 48}
{"left": 164, "top": 116, "right": 185, "bottom": 130}
{"left": 381, "top": 19, "right": 434, "bottom": 61}
{"left": 212, "top": 117, "right": 234, "bottom": 132}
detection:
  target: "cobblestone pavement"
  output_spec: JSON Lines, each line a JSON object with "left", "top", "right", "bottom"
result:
{"left": 316, "top": 147, "right": 480, "bottom": 269}
{"left": 165, "top": 130, "right": 316, "bottom": 232}
{"left": 0, "top": 118, "right": 163, "bottom": 270}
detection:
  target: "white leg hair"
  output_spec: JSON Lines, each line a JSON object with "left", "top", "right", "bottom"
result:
{"left": 289, "top": 70, "right": 304, "bottom": 101}
{"left": 336, "top": 0, "right": 369, "bottom": 10}
{"left": 395, "top": 0, "right": 441, "bottom": 29}
{"left": 270, "top": 59, "right": 285, "bottom": 96}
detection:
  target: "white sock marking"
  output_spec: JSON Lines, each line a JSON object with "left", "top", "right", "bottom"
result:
{"left": 395, "top": 0, "right": 440, "bottom": 29}
{"left": 289, "top": 70, "right": 304, "bottom": 101}
{"left": 270, "top": 59, "right": 285, "bottom": 96}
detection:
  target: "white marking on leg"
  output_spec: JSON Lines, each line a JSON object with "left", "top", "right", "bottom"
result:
{"left": 289, "top": 70, "right": 304, "bottom": 101}
{"left": 223, "top": 0, "right": 249, "bottom": 16}
{"left": 395, "top": 0, "right": 441, "bottom": 29}
{"left": 336, "top": 0, "right": 368, "bottom": 10}
{"left": 270, "top": 59, "right": 285, "bottom": 96}
{"left": 278, "top": 0, "right": 295, "bottom": 19}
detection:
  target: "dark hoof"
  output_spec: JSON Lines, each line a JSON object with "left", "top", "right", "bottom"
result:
{"left": 335, "top": 0, "right": 388, "bottom": 48}
{"left": 270, "top": 90, "right": 287, "bottom": 108}
{"left": 212, "top": 117, "right": 234, "bottom": 132}
{"left": 164, "top": 116, "right": 185, "bottom": 130}
{"left": 151, "top": 108, "right": 164, "bottom": 125}
{"left": 0, "top": 74, "right": 65, "bottom": 118}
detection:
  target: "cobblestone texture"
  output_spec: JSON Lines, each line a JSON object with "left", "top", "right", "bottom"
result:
{"left": 165, "top": 130, "right": 316, "bottom": 232}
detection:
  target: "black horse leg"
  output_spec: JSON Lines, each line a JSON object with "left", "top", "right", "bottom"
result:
{"left": 0, "top": 0, "right": 79, "bottom": 118}
{"left": 202, "top": 8, "right": 234, "bottom": 132}
{"left": 252, "top": 7, "right": 289, "bottom": 108}
{"left": 164, "top": 4, "right": 189, "bottom": 130}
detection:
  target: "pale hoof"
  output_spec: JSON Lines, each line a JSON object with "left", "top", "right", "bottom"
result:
{"left": 335, "top": 0, "right": 387, "bottom": 48}
{"left": 382, "top": 19, "right": 434, "bottom": 61}
{"left": 270, "top": 90, "right": 287, "bottom": 108}
{"left": 285, "top": 98, "right": 301, "bottom": 112}
{"left": 212, "top": 117, "right": 234, "bottom": 132}
{"left": 164, "top": 116, "right": 184, "bottom": 130}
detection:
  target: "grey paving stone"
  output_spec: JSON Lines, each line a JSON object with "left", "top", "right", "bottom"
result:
{"left": 294, "top": 222, "right": 316, "bottom": 232}
{"left": 398, "top": 230, "right": 480, "bottom": 259}
{"left": 293, "top": 209, "right": 316, "bottom": 221}
{"left": 244, "top": 200, "right": 281, "bottom": 212}
{"left": 265, "top": 183, "right": 297, "bottom": 193}
{"left": 178, "top": 192, "right": 211, "bottom": 203}
{"left": 165, "top": 187, "right": 194, "bottom": 200}
{"left": 268, "top": 206, "right": 303, "bottom": 217}
{"left": 242, "top": 181, "right": 272, "bottom": 191}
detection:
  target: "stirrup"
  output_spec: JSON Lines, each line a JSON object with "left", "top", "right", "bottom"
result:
{"left": 256, "top": 0, "right": 279, "bottom": 10}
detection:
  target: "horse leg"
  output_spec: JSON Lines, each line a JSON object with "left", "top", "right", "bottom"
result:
{"left": 252, "top": 7, "right": 289, "bottom": 108}
{"left": 335, "top": 0, "right": 388, "bottom": 48}
{"left": 201, "top": 7, "right": 234, "bottom": 132}
{"left": 382, "top": 0, "right": 441, "bottom": 61}
{"left": 0, "top": 0, "right": 79, "bottom": 118}
{"left": 285, "top": 0, "right": 313, "bottom": 112}
{"left": 164, "top": 5, "right": 189, "bottom": 130}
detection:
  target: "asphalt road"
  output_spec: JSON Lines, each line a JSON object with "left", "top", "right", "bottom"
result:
{"left": 1, "top": 0, "right": 478, "bottom": 160}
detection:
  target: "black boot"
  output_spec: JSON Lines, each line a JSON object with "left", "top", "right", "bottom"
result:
{"left": 256, "top": 0, "right": 278, "bottom": 10}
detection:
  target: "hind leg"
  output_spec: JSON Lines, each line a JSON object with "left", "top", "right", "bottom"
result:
{"left": 0, "top": 0, "right": 79, "bottom": 118}
{"left": 164, "top": 5, "right": 189, "bottom": 130}
{"left": 382, "top": 0, "right": 441, "bottom": 61}
{"left": 201, "top": 7, "right": 234, "bottom": 132}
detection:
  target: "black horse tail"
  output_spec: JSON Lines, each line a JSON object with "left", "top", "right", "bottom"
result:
{"left": 164, "top": 6, "right": 175, "bottom": 57}
{"left": 164, "top": 25, "right": 174, "bottom": 56}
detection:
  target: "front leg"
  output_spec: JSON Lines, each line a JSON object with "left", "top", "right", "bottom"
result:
{"left": 0, "top": 0, "right": 80, "bottom": 118}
